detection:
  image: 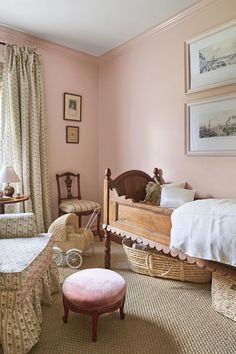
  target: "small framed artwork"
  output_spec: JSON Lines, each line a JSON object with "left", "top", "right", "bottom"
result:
{"left": 185, "top": 94, "right": 236, "bottom": 156}
{"left": 185, "top": 20, "right": 236, "bottom": 93}
{"left": 66, "top": 126, "right": 79, "bottom": 144}
{"left": 64, "top": 92, "right": 82, "bottom": 121}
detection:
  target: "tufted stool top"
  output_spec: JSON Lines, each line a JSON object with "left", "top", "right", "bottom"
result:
{"left": 62, "top": 268, "right": 126, "bottom": 311}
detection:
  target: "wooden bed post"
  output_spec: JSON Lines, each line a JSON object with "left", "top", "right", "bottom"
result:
{"left": 104, "top": 168, "right": 111, "bottom": 269}
{"left": 104, "top": 229, "right": 111, "bottom": 269}
{"left": 104, "top": 168, "right": 111, "bottom": 225}
{"left": 153, "top": 167, "right": 164, "bottom": 184}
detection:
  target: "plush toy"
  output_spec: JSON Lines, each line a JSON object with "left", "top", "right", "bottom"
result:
{"left": 143, "top": 181, "right": 161, "bottom": 206}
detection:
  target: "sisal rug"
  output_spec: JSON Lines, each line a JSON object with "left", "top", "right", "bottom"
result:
{"left": 20, "top": 241, "right": 236, "bottom": 353}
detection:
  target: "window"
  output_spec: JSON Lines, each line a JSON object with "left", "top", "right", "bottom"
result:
{"left": 0, "top": 62, "right": 2, "bottom": 102}
{"left": 0, "top": 62, "right": 3, "bottom": 167}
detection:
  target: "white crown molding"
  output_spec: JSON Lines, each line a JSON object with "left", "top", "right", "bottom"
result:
{"left": 0, "top": 25, "right": 98, "bottom": 66}
{"left": 0, "top": 0, "right": 224, "bottom": 66}
{"left": 98, "top": 0, "right": 221, "bottom": 65}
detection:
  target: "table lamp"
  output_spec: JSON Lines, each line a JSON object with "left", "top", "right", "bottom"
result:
{"left": 0, "top": 166, "right": 20, "bottom": 197}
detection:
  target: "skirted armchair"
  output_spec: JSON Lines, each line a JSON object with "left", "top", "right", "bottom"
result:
{"left": 0, "top": 213, "right": 60, "bottom": 354}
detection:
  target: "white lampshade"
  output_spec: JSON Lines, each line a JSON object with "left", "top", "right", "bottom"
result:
{"left": 0, "top": 166, "right": 20, "bottom": 184}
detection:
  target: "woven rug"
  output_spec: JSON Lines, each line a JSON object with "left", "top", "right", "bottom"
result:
{"left": 18, "top": 241, "right": 236, "bottom": 353}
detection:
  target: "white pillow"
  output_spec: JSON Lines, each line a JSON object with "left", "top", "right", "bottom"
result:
{"left": 160, "top": 187, "right": 195, "bottom": 209}
{"left": 162, "top": 181, "right": 186, "bottom": 189}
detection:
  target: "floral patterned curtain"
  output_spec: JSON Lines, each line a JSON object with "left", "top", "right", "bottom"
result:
{"left": 0, "top": 44, "right": 52, "bottom": 232}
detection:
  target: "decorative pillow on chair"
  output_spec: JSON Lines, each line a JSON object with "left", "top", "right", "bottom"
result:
{"left": 160, "top": 187, "right": 195, "bottom": 209}
{"left": 143, "top": 181, "right": 161, "bottom": 206}
{"left": 0, "top": 213, "right": 38, "bottom": 238}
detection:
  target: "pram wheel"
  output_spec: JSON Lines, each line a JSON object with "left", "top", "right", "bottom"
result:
{"left": 66, "top": 249, "right": 83, "bottom": 269}
{"left": 53, "top": 246, "right": 63, "bottom": 266}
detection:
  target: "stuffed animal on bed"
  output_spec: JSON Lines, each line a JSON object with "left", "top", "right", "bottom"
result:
{"left": 143, "top": 181, "right": 161, "bottom": 206}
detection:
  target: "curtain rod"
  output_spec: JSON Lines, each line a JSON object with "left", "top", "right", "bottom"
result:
{"left": 0, "top": 42, "right": 6, "bottom": 46}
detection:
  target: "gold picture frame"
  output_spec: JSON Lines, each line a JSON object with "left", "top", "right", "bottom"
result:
{"left": 64, "top": 93, "right": 82, "bottom": 121}
{"left": 66, "top": 126, "right": 79, "bottom": 144}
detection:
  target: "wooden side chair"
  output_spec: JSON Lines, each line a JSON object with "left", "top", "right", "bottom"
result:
{"left": 56, "top": 172, "right": 102, "bottom": 241}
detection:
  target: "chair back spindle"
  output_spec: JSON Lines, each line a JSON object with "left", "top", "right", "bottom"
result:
{"left": 56, "top": 172, "right": 81, "bottom": 202}
{"left": 64, "top": 175, "right": 73, "bottom": 199}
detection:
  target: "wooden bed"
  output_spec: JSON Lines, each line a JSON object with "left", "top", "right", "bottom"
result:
{"left": 103, "top": 168, "right": 236, "bottom": 279}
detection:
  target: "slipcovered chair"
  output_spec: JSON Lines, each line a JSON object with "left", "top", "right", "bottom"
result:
{"left": 56, "top": 172, "right": 102, "bottom": 241}
{"left": 0, "top": 213, "right": 60, "bottom": 354}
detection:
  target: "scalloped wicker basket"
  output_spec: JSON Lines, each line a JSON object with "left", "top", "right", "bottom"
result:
{"left": 122, "top": 238, "right": 212, "bottom": 283}
{"left": 212, "top": 272, "right": 236, "bottom": 321}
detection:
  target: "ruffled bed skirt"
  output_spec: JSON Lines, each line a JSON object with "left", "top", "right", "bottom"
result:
{"left": 0, "top": 261, "right": 60, "bottom": 354}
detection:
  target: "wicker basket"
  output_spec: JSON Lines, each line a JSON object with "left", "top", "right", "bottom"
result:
{"left": 212, "top": 272, "right": 236, "bottom": 321}
{"left": 122, "top": 238, "right": 212, "bottom": 283}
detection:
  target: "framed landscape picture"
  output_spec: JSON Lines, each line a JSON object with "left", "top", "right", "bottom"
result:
{"left": 185, "top": 20, "right": 236, "bottom": 93}
{"left": 185, "top": 94, "right": 236, "bottom": 156}
{"left": 66, "top": 126, "right": 79, "bottom": 144}
{"left": 64, "top": 93, "right": 82, "bottom": 121}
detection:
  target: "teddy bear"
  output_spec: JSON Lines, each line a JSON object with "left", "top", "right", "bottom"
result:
{"left": 143, "top": 181, "right": 161, "bottom": 206}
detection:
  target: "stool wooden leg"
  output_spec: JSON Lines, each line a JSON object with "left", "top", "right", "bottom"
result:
{"left": 62, "top": 296, "right": 69, "bottom": 323}
{"left": 92, "top": 314, "right": 99, "bottom": 342}
{"left": 120, "top": 298, "right": 125, "bottom": 320}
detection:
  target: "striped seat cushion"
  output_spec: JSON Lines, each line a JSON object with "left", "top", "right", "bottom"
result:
{"left": 59, "top": 199, "right": 100, "bottom": 213}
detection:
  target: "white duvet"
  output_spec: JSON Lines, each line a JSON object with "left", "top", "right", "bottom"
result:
{"left": 170, "top": 199, "right": 236, "bottom": 267}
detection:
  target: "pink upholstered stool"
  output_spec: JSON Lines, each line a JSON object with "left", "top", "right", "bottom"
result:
{"left": 62, "top": 268, "right": 126, "bottom": 341}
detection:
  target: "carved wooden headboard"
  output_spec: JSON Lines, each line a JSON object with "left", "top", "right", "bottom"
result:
{"left": 104, "top": 167, "right": 163, "bottom": 202}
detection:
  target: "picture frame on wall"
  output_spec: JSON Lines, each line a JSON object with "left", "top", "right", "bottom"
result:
{"left": 185, "top": 20, "right": 236, "bottom": 93}
{"left": 66, "top": 126, "right": 79, "bottom": 144}
{"left": 64, "top": 93, "right": 82, "bottom": 121}
{"left": 185, "top": 94, "right": 236, "bottom": 156}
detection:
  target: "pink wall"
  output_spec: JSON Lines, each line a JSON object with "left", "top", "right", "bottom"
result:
{"left": 43, "top": 52, "right": 99, "bottom": 219}
{"left": 0, "top": 27, "right": 99, "bottom": 219}
{"left": 1, "top": 0, "right": 236, "bottom": 221}
{"left": 98, "top": 0, "right": 236, "bottom": 200}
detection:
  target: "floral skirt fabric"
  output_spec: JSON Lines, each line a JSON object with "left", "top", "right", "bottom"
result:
{"left": 0, "top": 239, "right": 60, "bottom": 354}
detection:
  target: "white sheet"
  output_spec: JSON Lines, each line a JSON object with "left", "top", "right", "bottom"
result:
{"left": 170, "top": 199, "right": 236, "bottom": 267}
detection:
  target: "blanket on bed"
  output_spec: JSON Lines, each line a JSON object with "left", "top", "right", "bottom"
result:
{"left": 170, "top": 199, "right": 236, "bottom": 267}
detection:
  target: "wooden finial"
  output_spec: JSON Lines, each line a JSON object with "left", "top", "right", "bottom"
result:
{"left": 105, "top": 168, "right": 111, "bottom": 178}
{"left": 153, "top": 167, "right": 162, "bottom": 184}
{"left": 153, "top": 167, "right": 159, "bottom": 177}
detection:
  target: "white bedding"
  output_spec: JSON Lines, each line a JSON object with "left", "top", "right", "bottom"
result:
{"left": 170, "top": 199, "right": 236, "bottom": 267}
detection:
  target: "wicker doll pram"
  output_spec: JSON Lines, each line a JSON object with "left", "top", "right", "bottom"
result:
{"left": 48, "top": 208, "right": 100, "bottom": 269}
